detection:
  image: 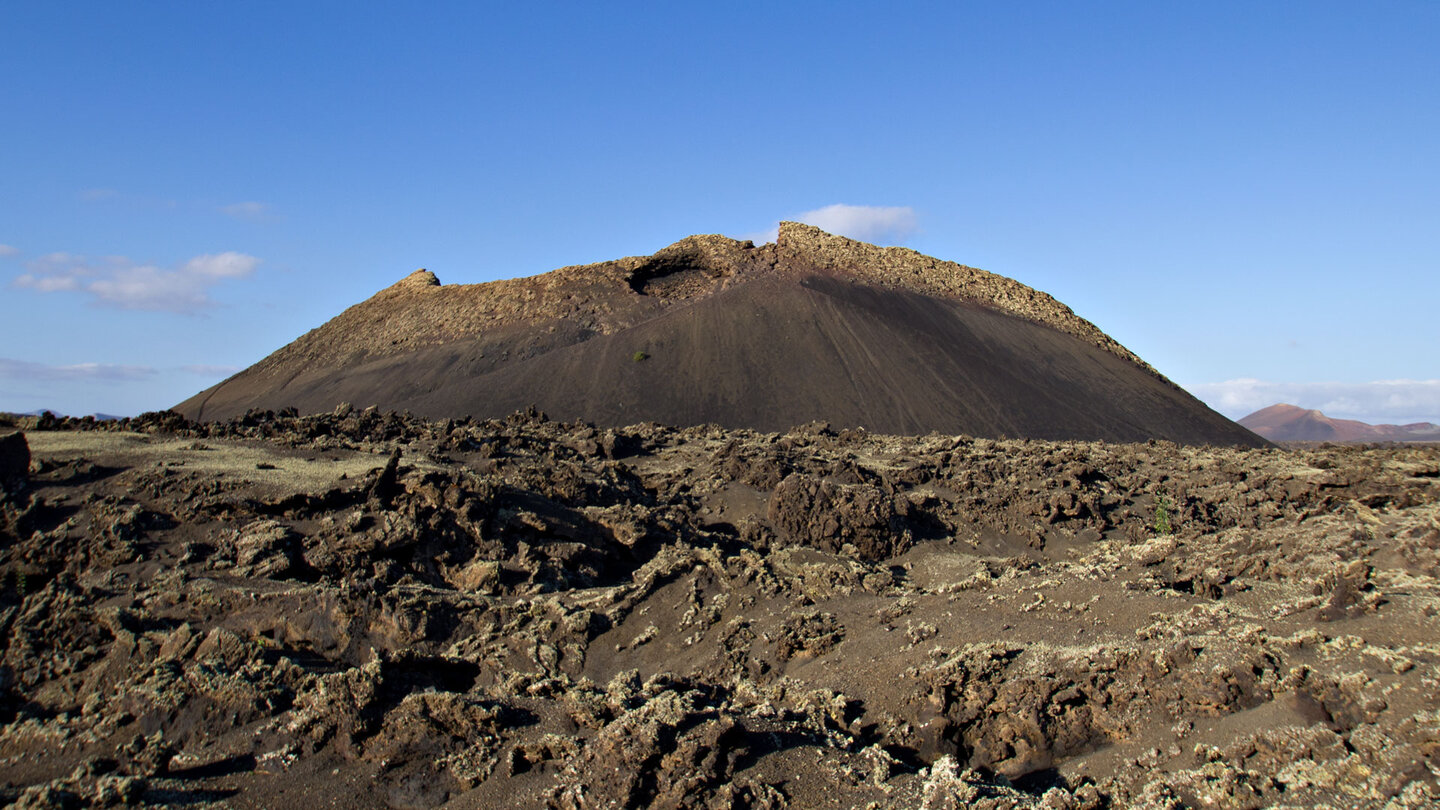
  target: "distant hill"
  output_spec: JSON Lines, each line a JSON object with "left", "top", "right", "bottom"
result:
{"left": 5, "top": 410, "right": 124, "bottom": 421}
{"left": 176, "top": 223, "right": 1266, "bottom": 446}
{"left": 1239, "top": 403, "right": 1440, "bottom": 443}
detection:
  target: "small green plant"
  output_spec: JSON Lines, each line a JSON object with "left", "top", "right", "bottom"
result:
{"left": 632, "top": 351, "right": 649, "bottom": 362}
{"left": 7, "top": 569, "right": 27, "bottom": 598}
{"left": 1153, "top": 494, "right": 1174, "bottom": 536}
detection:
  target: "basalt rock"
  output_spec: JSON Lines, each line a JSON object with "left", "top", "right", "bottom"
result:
{"left": 0, "top": 431, "right": 29, "bottom": 492}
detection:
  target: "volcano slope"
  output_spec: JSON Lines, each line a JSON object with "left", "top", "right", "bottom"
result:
{"left": 2, "top": 409, "right": 1438, "bottom": 808}
{"left": 175, "top": 224, "right": 1262, "bottom": 447}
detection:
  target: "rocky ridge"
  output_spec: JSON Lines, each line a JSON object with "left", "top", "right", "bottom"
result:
{"left": 771, "top": 224, "right": 1151, "bottom": 373}
{"left": 231, "top": 224, "right": 1144, "bottom": 383}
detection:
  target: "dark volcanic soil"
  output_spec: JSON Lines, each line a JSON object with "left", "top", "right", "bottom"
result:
{"left": 1, "top": 409, "right": 1437, "bottom": 809}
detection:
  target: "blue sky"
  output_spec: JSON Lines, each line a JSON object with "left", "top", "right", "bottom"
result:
{"left": 2, "top": 2, "right": 1437, "bottom": 424}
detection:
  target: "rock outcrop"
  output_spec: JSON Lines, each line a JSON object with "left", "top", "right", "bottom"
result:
{"left": 0, "top": 431, "right": 28, "bottom": 492}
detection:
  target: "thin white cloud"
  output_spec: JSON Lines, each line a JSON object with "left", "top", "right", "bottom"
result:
{"left": 736, "top": 226, "right": 782, "bottom": 244}
{"left": 17, "top": 273, "right": 82, "bottom": 292}
{"left": 221, "top": 201, "right": 270, "bottom": 221}
{"left": 13, "top": 251, "right": 261, "bottom": 313}
{"left": 797, "top": 204, "right": 919, "bottom": 244}
{"left": 0, "top": 244, "right": 18, "bottom": 258}
{"left": 1187, "top": 378, "right": 1440, "bottom": 425}
{"left": 739, "top": 204, "right": 920, "bottom": 245}
{"left": 183, "top": 253, "right": 259, "bottom": 279}
{"left": 181, "top": 364, "right": 241, "bottom": 377}
{"left": 0, "top": 357, "right": 157, "bottom": 382}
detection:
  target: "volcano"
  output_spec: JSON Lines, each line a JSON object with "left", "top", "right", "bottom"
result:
{"left": 176, "top": 223, "right": 1264, "bottom": 446}
{"left": 1239, "top": 403, "right": 1440, "bottom": 443}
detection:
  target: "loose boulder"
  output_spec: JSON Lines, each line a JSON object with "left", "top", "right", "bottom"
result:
{"left": 0, "top": 431, "right": 29, "bottom": 492}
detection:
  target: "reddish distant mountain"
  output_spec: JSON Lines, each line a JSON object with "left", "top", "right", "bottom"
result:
{"left": 1239, "top": 403, "right": 1440, "bottom": 443}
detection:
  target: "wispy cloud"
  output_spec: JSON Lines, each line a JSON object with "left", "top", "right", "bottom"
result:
{"left": 741, "top": 204, "right": 920, "bottom": 245}
{"left": 221, "top": 201, "right": 271, "bottom": 222}
{"left": 0, "top": 244, "right": 18, "bottom": 258}
{"left": 13, "top": 251, "right": 261, "bottom": 313}
{"left": 0, "top": 357, "right": 157, "bottom": 382}
{"left": 180, "top": 364, "right": 241, "bottom": 377}
{"left": 1187, "top": 378, "right": 1440, "bottom": 424}
{"left": 796, "top": 204, "right": 919, "bottom": 244}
